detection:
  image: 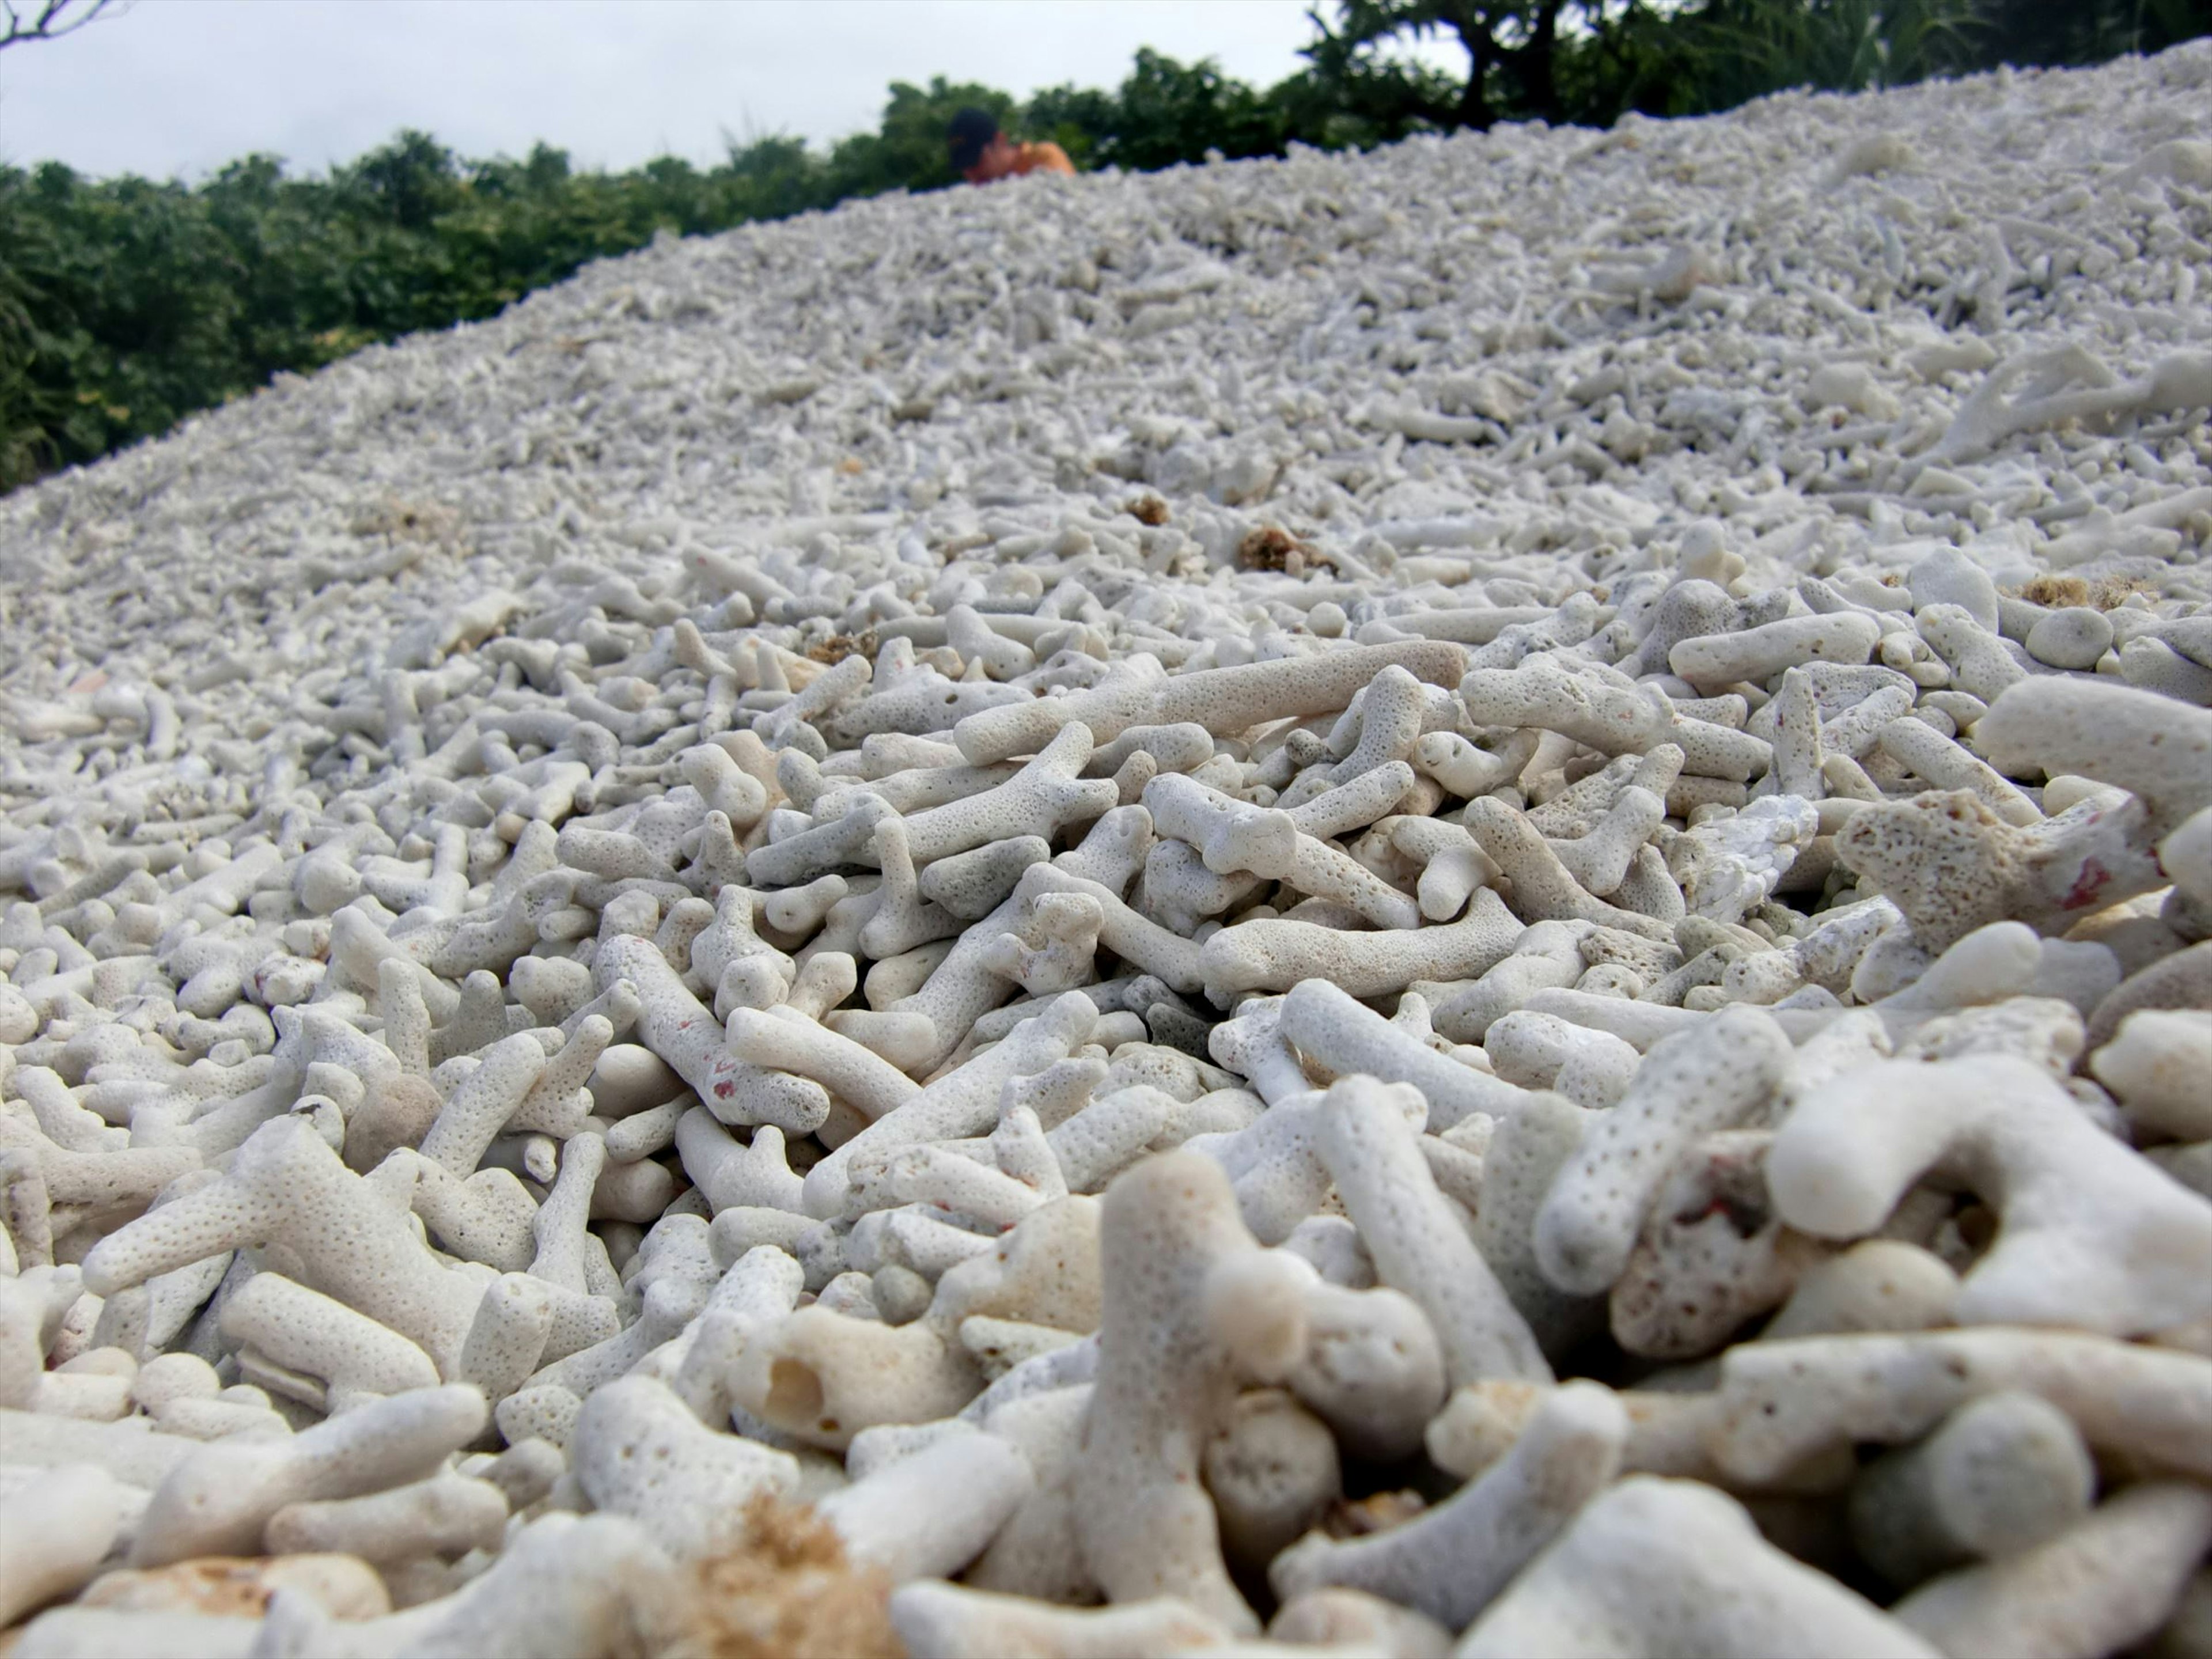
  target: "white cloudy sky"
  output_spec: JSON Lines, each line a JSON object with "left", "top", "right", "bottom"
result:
{"left": 0, "top": 0, "right": 1463, "bottom": 179}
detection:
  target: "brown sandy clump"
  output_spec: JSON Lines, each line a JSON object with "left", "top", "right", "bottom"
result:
{"left": 806, "top": 629, "right": 878, "bottom": 665}
{"left": 1321, "top": 1490, "right": 1429, "bottom": 1539}
{"left": 2088, "top": 575, "right": 2157, "bottom": 608}
{"left": 2011, "top": 573, "right": 2157, "bottom": 609}
{"left": 1237, "top": 525, "right": 1306, "bottom": 571}
{"left": 1127, "top": 493, "right": 1170, "bottom": 526}
{"left": 670, "top": 1496, "right": 904, "bottom": 1659}
{"left": 2018, "top": 573, "right": 2091, "bottom": 607}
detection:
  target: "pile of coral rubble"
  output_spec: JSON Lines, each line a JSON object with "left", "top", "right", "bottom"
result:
{"left": 2, "top": 39, "right": 2211, "bottom": 1659}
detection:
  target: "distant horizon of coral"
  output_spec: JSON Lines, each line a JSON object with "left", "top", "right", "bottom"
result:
{"left": 4, "top": 0, "right": 2206, "bottom": 493}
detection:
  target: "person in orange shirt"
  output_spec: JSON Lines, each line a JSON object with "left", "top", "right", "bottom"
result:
{"left": 948, "top": 108, "right": 1075, "bottom": 184}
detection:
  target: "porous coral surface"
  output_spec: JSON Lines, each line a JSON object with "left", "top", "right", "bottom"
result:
{"left": 3, "top": 44, "right": 2211, "bottom": 1659}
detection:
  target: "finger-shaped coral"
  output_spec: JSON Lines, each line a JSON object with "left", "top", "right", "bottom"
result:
{"left": 0, "top": 1113, "right": 198, "bottom": 1219}
{"left": 1412, "top": 729, "right": 1540, "bottom": 800}
{"left": 2085, "top": 938, "right": 2212, "bottom": 1051}
{"left": 1200, "top": 1387, "right": 1340, "bottom": 1576}
{"left": 930, "top": 1196, "right": 1102, "bottom": 1334}
{"left": 1977, "top": 677, "right": 2212, "bottom": 838}
{"left": 1143, "top": 772, "right": 1421, "bottom": 931}
{"left": 1670, "top": 613, "right": 1884, "bottom": 691}
{"left": 2089, "top": 1008, "right": 2212, "bottom": 1142}
{"left": 1292, "top": 760, "right": 1421, "bottom": 842}
{"left": 1073, "top": 1151, "right": 1310, "bottom": 1633}
{"left": 1708, "top": 1329, "right": 2212, "bottom": 1487}
{"left": 959, "top": 1383, "right": 1093, "bottom": 1601}
{"left": 1469, "top": 1092, "right": 1607, "bottom": 1361}
{"left": 899, "top": 725, "right": 1118, "bottom": 866}
{"left": 1875, "top": 715, "right": 2040, "bottom": 827}
{"left": 917, "top": 835, "right": 1051, "bottom": 921}
{"left": 727, "top": 1006, "right": 921, "bottom": 1122}
{"left": 1277, "top": 1262, "right": 1444, "bottom": 1463}
{"left": 1140, "top": 838, "right": 1264, "bottom": 935}
{"left": 527, "top": 1275, "right": 707, "bottom": 1399}
{"left": 1533, "top": 1005, "right": 1791, "bottom": 1297}
{"left": 1014, "top": 863, "right": 1204, "bottom": 995}
{"left": 1279, "top": 978, "right": 1526, "bottom": 1130}
{"left": 858, "top": 815, "right": 959, "bottom": 960}
{"left": 1042, "top": 1088, "right": 1175, "bottom": 1195}
{"left": 890, "top": 1581, "right": 1234, "bottom": 1659}
{"left": 1846, "top": 1390, "right": 2095, "bottom": 1589}
{"left": 1484, "top": 1010, "right": 1639, "bottom": 1109}
{"left": 1460, "top": 659, "right": 1671, "bottom": 756}
{"left": 819, "top": 1426, "right": 1034, "bottom": 1584}
{"left": 1271, "top": 1379, "right": 1623, "bottom": 1629}
{"left": 0, "top": 1464, "right": 131, "bottom": 1627}
{"left": 801, "top": 990, "right": 1099, "bottom": 1221}
{"left": 1463, "top": 798, "right": 1675, "bottom": 941}
{"left": 1890, "top": 1481, "right": 2212, "bottom": 1659}
{"left": 219, "top": 1271, "right": 441, "bottom": 1413}
{"left": 953, "top": 642, "right": 1464, "bottom": 766}
{"left": 81, "top": 1116, "right": 486, "bottom": 1376}
{"left": 861, "top": 1142, "right": 1052, "bottom": 1229}
{"left": 982, "top": 890, "right": 1106, "bottom": 995}
{"left": 275, "top": 1510, "right": 684, "bottom": 1659}
{"left": 1312, "top": 1075, "right": 1549, "bottom": 1385}
{"left": 1200, "top": 887, "right": 1523, "bottom": 1002}
{"left": 731, "top": 1305, "right": 983, "bottom": 1451}
{"left": 456, "top": 1271, "right": 556, "bottom": 1403}
{"left": 1456, "top": 1476, "right": 1938, "bottom": 1658}
{"left": 1547, "top": 785, "right": 1666, "bottom": 900}
{"left": 1376, "top": 814, "right": 1498, "bottom": 923}
{"left": 687, "top": 886, "right": 793, "bottom": 1002}
{"left": 1425, "top": 1377, "right": 1852, "bottom": 1499}
{"left": 572, "top": 1374, "right": 799, "bottom": 1558}
{"left": 1606, "top": 1131, "right": 1827, "bottom": 1359}
{"left": 131, "top": 1383, "right": 487, "bottom": 1565}
{"left": 1084, "top": 723, "right": 1214, "bottom": 782}
{"left": 671, "top": 1243, "right": 806, "bottom": 1429}
{"left": 1767, "top": 1055, "right": 2212, "bottom": 1335}
{"left": 1427, "top": 921, "right": 1589, "bottom": 1043}
{"left": 417, "top": 1032, "right": 550, "bottom": 1177}
{"left": 263, "top": 1471, "right": 509, "bottom": 1565}
{"left": 596, "top": 933, "right": 830, "bottom": 1135}
{"left": 1761, "top": 1238, "right": 1959, "bottom": 1340}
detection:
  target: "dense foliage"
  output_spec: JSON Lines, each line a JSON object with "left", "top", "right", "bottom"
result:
{"left": 4, "top": 0, "right": 2207, "bottom": 491}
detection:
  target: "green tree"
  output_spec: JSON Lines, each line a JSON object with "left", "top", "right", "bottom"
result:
{"left": 1966, "top": 0, "right": 2212, "bottom": 65}
{"left": 714, "top": 132, "right": 832, "bottom": 224}
{"left": 1025, "top": 47, "right": 1426, "bottom": 173}
{"left": 1662, "top": 0, "right": 1980, "bottom": 113}
{"left": 1300, "top": 0, "right": 1639, "bottom": 130}
{"left": 1094, "top": 48, "right": 1287, "bottom": 169}
{"left": 334, "top": 130, "right": 467, "bottom": 233}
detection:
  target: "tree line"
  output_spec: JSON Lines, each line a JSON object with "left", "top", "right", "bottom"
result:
{"left": 3, "top": 0, "right": 2205, "bottom": 492}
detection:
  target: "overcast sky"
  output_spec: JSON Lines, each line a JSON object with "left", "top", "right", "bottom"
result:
{"left": 0, "top": 0, "right": 1460, "bottom": 180}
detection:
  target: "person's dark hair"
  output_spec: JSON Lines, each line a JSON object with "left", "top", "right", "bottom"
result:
{"left": 947, "top": 107, "right": 1001, "bottom": 173}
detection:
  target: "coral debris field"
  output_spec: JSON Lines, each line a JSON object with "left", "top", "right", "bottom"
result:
{"left": 2, "top": 43, "right": 2212, "bottom": 1659}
